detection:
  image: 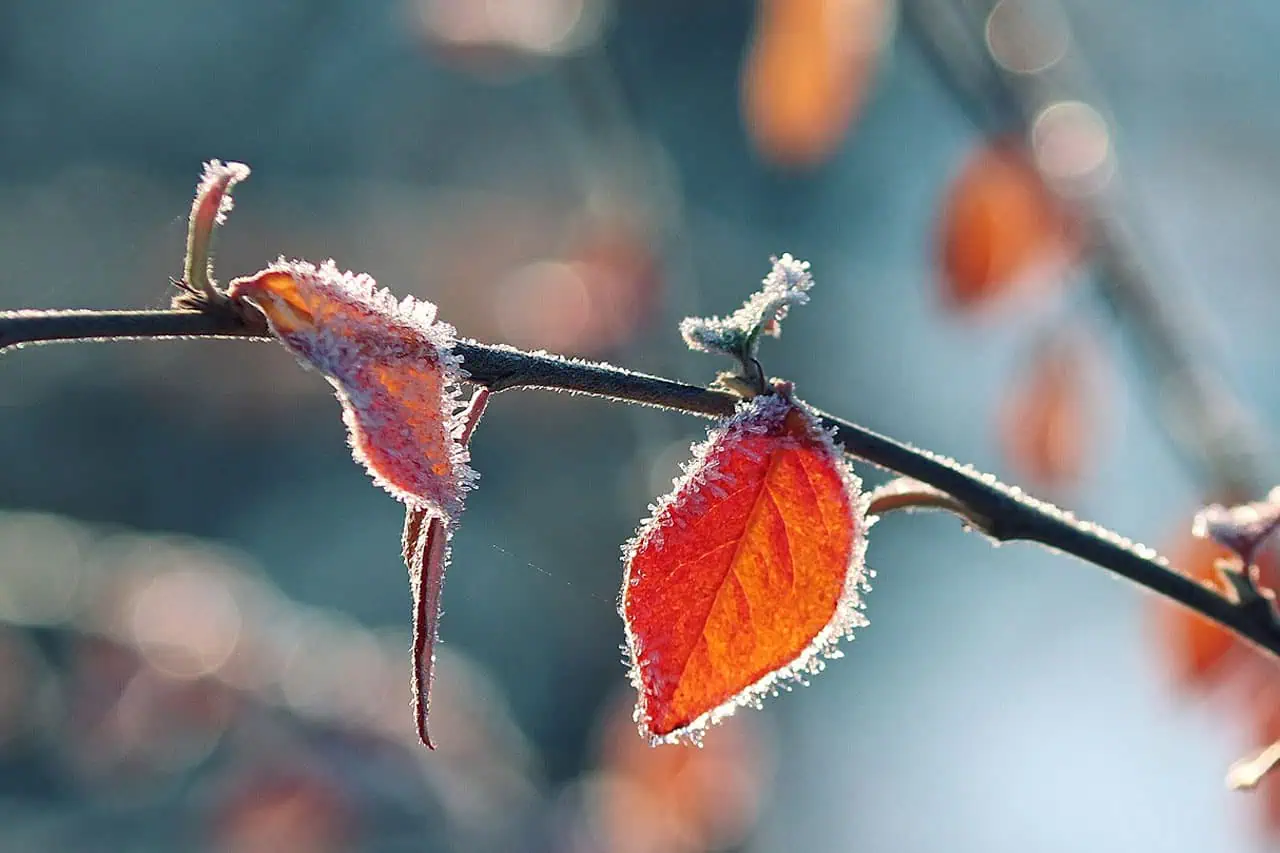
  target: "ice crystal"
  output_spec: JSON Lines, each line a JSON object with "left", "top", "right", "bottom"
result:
{"left": 679, "top": 254, "right": 814, "bottom": 360}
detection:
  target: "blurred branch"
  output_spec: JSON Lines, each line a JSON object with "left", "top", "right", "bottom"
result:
{"left": 900, "top": 0, "right": 1271, "bottom": 496}
{"left": 3, "top": 305, "right": 1280, "bottom": 663}
{"left": 899, "top": 0, "right": 1020, "bottom": 130}
{"left": 1228, "top": 739, "right": 1280, "bottom": 791}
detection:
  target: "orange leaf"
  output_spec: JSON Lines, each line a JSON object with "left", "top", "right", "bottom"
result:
{"left": 741, "top": 0, "right": 888, "bottom": 168}
{"left": 621, "top": 391, "right": 869, "bottom": 743}
{"left": 593, "top": 692, "right": 769, "bottom": 852}
{"left": 230, "top": 261, "right": 489, "bottom": 750}
{"left": 937, "top": 138, "right": 1080, "bottom": 309}
{"left": 229, "top": 260, "right": 474, "bottom": 518}
{"left": 998, "top": 334, "right": 1093, "bottom": 489}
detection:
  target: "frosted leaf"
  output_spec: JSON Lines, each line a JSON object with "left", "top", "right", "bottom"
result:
{"left": 229, "top": 259, "right": 473, "bottom": 520}
{"left": 620, "top": 389, "right": 871, "bottom": 745}
{"left": 193, "top": 160, "right": 251, "bottom": 228}
{"left": 180, "top": 160, "right": 253, "bottom": 302}
{"left": 1193, "top": 487, "right": 1280, "bottom": 566}
{"left": 679, "top": 254, "right": 814, "bottom": 359}
{"left": 232, "top": 264, "right": 491, "bottom": 751}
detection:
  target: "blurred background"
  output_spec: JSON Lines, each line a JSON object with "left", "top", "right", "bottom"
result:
{"left": 3, "top": 0, "right": 1280, "bottom": 850}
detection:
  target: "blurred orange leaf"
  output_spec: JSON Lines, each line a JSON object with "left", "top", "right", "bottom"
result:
{"left": 937, "top": 138, "right": 1080, "bottom": 310}
{"left": 230, "top": 262, "right": 486, "bottom": 750}
{"left": 999, "top": 334, "right": 1094, "bottom": 489}
{"left": 230, "top": 261, "right": 472, "bottom": 518}
{"left": 592, "top": 692, "right": 768, "bottom": 853}
{"left": 211, "top": 766, "right": 352, "bottom": 853}
{"left": 1157, "top": 527, "right": 1233, "bottom": 686}
{"left": 621, "top": 392, "right": 868, "bottom": 743}
{"left": 1153, "top": 519, "right": 1254, "bottom": 689}
{"left": 741, "top": 0, "right": 888, "bottom": 168}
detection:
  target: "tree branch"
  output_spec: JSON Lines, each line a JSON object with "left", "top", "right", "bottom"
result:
{"left": 899, "top": 0, "right": 1274, "bottom": 496}
{"left": 3, "top": 306, "right": 1278, "bottom": 662}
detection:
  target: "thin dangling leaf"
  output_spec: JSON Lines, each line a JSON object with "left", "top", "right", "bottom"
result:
{"left": 405, "top": 511, "right": 447, "bottom": 748}
{"left": 403, "top": 388, "right": 491, "bottom": 748}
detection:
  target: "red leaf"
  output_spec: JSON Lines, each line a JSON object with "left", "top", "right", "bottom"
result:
{"left": 232, "top": 263, "right": 493, "bottom": 750}
{"left": 403, "top": 508, "right": 445, "bottom": 749}
{"left": 229, "top": 260, "right": 474, "bottom": 519}
{"left": 937, "top": 138, "right": 1080, "bottom": 310}
{"left": 621, "top": 391, "right": 869, "bottom": 743}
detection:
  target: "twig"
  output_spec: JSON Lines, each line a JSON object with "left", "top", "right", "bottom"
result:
{"left": 3, "top": 305, "right": 1278, "bottom": 662}
{"left": 866, "top": 476, "right": 995, "bottom": 534}
{"left": 1228, "top": 740, "right": 1280, "bottom": 791}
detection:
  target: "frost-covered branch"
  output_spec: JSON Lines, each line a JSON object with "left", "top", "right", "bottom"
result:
{"left": 3, "top": 303, "right": 1279, "bottom": 664}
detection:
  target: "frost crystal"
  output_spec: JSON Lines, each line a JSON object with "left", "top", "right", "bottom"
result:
{"left": 228, "top": 259, "right": 474, "bottom": 520}
{"left": 679, "top": 254, "right": 814, "bottom": 359}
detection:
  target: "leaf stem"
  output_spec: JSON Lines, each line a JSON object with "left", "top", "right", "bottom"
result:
{"left": 3, "top": 305, "right": 1278, "bottom": 660}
